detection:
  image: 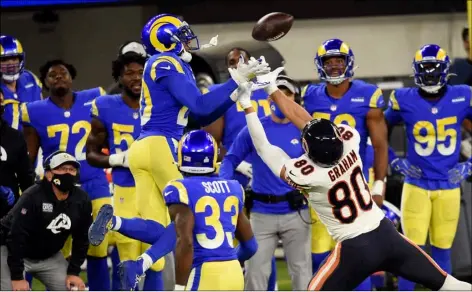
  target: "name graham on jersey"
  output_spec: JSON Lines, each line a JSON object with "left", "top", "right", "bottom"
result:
{"left": 328, "top": 150, "right": 358, "bottom": 182}
{"left": 201, "top": 181, "right": 231, "bottom": 193}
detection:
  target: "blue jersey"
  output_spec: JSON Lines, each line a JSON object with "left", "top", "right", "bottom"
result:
{"left": 1, "top": 70, "right": 42, "bottom": 130}
{"left": 139, "top": 52, "right": 238, "bottom": 142}
{"left": 163, "top": 176, "right": 244, "bottom": 268}
{"left": 22, "top": 87, "right": 106, "bottom": 184}
{"left": 220, "top": 117, "right": 305, "bottom": 214}
{"left": 303, "top": 80, "right": 385, "bottom": 180}
{"left": 91, "top": 94, "right": 140, "bottom": 187}
{"left": 385, "top": 85, "right": 472, "bottom": 190}
{"left": 139, "top": 52, "right": 194, "bottom": 141}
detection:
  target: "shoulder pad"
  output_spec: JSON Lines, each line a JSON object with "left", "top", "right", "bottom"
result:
{"left": 163, "top": 179, "right": 190, "bottom": 206}
{"left": 23, "top": 70, "right": 43, "bottom": 89}
{"left": 21, "top": 99, "right": 45, "bottom": 125}
{"left": 284, "top": 156, "right": 316, "bottom": 190}
{"left": 90, "top": 95, "right": 109, "bottom": 118}
{"left": 301, "top": 83, "right": 320, "bottom": 98}
{"left": 338, "top": 124, "right": 360, "bottom": 148}
{"left": 149, "top": 54, "right": 185, "bottom": 81}
{"left": 77, "top": 87, "right": 105, "bottom": 102}
{"left": 388, "top": 89, "right": 403, "bottom": 111}
{"left": 367, "top": 87, "right": 385, "bottom": 109}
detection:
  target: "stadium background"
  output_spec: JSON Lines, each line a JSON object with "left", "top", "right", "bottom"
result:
{"left": 1, "top": 0, "right": 471, "bottom": 290}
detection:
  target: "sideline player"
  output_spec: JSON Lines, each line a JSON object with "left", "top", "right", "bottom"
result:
{"left": 21, "top": 60, "right": 111, "bottom": 290}
{"left": 235, "top": 66, "right": 471, "bottom": 291}
{"left": 85, "top": 52, "right": 163, "bottom": 289}
{"left": 385, "top": 44, "right": 472, "bottom": 290}
{"left": 0, "top": 35, "right": 42, "bottom": 130}
{"left": 89, "top": 130, "right": 257, "bottom": 290}
{"left": 130, "top": 13, "right": 268, "bottom": 288}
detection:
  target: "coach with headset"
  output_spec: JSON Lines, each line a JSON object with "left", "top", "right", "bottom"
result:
{"left": 0, "top": 151, "right": 91, "bottom": 291}
{"left": 220, "top": 76, "right": 312, "bottom": 290}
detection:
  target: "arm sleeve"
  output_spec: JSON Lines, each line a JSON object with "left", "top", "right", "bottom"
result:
{"left": 219, "top": 128, "right": 252, "bottom": 179}
{"left": 7, "top": 196, "right": 37, "bottom": 280}
{"left": 68, "top": 196, "right": 92, "bottom": 276}
{"left": 14, "top": 132, "right": 34, "bottom": 192}
{"left": 245, "top": 112, "right": 291, "bottom": 177}
{"left": 160, "top": 73, "right": 238, "bottom": 116}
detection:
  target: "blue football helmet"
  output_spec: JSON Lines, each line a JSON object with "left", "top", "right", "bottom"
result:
{"left": 0, "top": 35, "right": 25, "bottom": 82}
{"left": 177, "top": 130, "right": 218, "bottom": 174}
{"left": 381, "top": 200, "right": 401, "bottom": 228}
{"left": 412, "top": 44, "right": 450, "bottom": 93}
{"left": 315, "top": 38, "right": 355, "bottom": 85}
{"left": 141, "top": 14, "right": 199, "bottom": 57}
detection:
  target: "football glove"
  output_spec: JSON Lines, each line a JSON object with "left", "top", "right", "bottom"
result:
{"left": 236, "top": 161, "right": 253, "bottom": 179}
{"left": 448, "top": 161, "right": 472, "bottom": 184}
{"left": 228, "top": 56, "right": 270, "bottom": 85}
{"left": 109, "top": 151, "right": 129, "bottom": 168}
{"left": 390, "top": 158, "right": 422, "bottom": 179}
{"left": 234, "top": 82, "right": 253, "bottom": 108}
{"left": 0, "top": 186, "right": 15, "bottom": 206}
{"left": 253, "top": 65, "right": 285, "bottom": 95}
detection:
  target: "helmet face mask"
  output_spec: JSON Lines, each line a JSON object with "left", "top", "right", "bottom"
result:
{"left": 412, "top": 44, "right": 450, "bottom": 94}
{"left": 315, "top": 39, "right": 355, "bottom": 85}
{"left": 0, "top": 35, "right": 25, "bottom": 82}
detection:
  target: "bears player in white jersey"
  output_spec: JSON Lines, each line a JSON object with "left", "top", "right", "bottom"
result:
{"left": 232, "top": 63, "right": 472, "bottom": 291}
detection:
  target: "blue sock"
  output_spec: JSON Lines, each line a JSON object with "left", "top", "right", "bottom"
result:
{"left": 111, "top": 247, "right": 121, "bottom": 291}
{"left": 113, "top": 216, "right": 166, "bottom": 244}
{"left": 267, "top": 257, "right": 277, "bottom": 290}
{"left": 87, "top": 256, "right": 111, "bottom": 291}
{"left": 144, "top": 223, "right": 177, "bottom": 263}
{"left": 431, "top": 246, "right": 452, "bottom": 274}
{"left": 370, "top": 272, "right": 385, "bottom": 289}
{"left": 143, "top": 270, "right": 163, "bottom": 291}
{"left": 312, "top": 252, "right": 330, "bottom": 274}
{"left": 25, "top": 272, "right": 33, "bottom": 286}
{"left": 398, "top": 244, "right": 425, "bottom": 291}
{"left": 354, "top": 277, "right": 372, "bottom": 291}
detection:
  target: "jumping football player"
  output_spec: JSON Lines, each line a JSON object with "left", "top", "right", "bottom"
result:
{"left": 130, "top": 13, "right": 268, "bottom": 289}
{"left": 89, "top": 130, "right": 257, "bottom": 290}
{"left": 235, "top": 65, "right": 471, "bottom": 291}
{"left": 0, "top": 35, "right": 42, "bottom": 130}
{"left": 385, "top": 44, "right": 472, "bottom": 291}
{"left": 85, "top": 52, "right": 164, "bottom": 290}
{"left": 20, "top": 60, "right": 111, "bottom": 290}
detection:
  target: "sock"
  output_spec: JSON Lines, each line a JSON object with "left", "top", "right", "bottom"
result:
{"left": 354, "top": 277, "right": 372, "bottom": 291}
{"left": 87, "top": 256, "right": 111, "bottom": 291}
{"left": 267, "top": 257, "right": 277, "bottom": 290}
{"left": 111, "top": 247, "right": 121, "bottom": 291}
{"left": 312, "top": 252, "right": 330, "bottom": 274}
{"left": 398, "top": 244, "right": 425, "bottom": 291}
{"left": 142, "top": 223, "right": 176, "bottom": 266}
{"left": 143, "top": 270, "right": 163, "bottom": 291}
{"left": 25, "top": 272, "right": 33, "bottom": 286}
{"left": 431, "top": 246, "right": 452, "bottom": 274}
{"left": 113, "top": 216, "right": 166, "bottom": 244}
{"left": 370, "top": 272, "right": 385, "bottom": 289}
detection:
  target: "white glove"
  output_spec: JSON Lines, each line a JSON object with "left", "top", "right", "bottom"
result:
{"left": 109, "top": 151, "right": 129, "bottom": 168}
{"left": 461, "top": 137, "right": 472, "bottom": 159}
{"left": 253, "top": 65, "right": 285, "bottom": 95}
{"left": 232, "top": 82, "right": 253, "bottom": 108}
{"left": 200, "top": 35, "right": 218, "bottom": 49}
{"left": 236, "top": 161, "right": 253, "bottom": 179}
{"left": 228, "top": 55, "right": 271, "bottom": 85}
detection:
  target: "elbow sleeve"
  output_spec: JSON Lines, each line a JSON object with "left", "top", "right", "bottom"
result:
{"left": 237, "top": 235, "right": 258, "bottom": 262}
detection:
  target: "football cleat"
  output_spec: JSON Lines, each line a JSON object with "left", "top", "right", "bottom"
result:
{"left": 118, "top": 259, "right": 145, "bottom": 291}
{"left": 88, "top": 204, "right": 113, "bottom": 246}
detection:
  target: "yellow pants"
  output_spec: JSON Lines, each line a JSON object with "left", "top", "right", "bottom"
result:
{"left": 128, "top": 136, "right": 182, "bottom": 271}
{"left": 401, "top": 183, "right": 460, "bottom": 249}
{"left": 113, "top": 185, "right": 142, "bottom": 261}
{"left": 186, "top": 260, "right": 244, "bottom": 290}
{"left": 310, "top": 207, "right": 335, "bottom": 254}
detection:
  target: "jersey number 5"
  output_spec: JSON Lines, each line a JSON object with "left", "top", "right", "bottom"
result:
{"left": 328, "top": 166, "right": 373, "bottom": 224}
{"left": 195, "top": 195, "right": 239, "bottom": 249}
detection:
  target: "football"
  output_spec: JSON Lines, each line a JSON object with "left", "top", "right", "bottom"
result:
{"left": 252, "top": 12, "right": 294, "bottom": 42}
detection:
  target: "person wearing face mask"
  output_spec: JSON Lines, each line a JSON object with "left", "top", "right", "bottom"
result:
{"left": 0, "top": 151, "right": 91, "bottom": 291}
{"left": 0, "top": 35, "right": 42, "bottom": 131}
{"left": 86, "top": 52, "right": 167, "bottom": 290}
{"left": 220, "top": 76, "right": 312, "bottom": 291}
{"left": 385, "top": 44, "right": 472, "bottom": 291}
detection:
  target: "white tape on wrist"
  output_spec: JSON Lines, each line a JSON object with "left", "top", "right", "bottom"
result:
{"left": 108, "top": 153, "right": 122, "bottom": 167}
{"left": 372, "top": 180, "right": 385, "bottom": 196}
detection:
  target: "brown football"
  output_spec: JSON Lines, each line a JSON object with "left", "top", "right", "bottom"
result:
{"left": 252, "top": 12, "right": 294, "bottom": 42}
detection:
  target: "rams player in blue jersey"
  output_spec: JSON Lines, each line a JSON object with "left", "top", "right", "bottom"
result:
{"left": 385, "top": 44, "right": 472, "bottom": 291}
{"left": 85, "top": 52, "right": 165, "bottom": 290}
{"left": 130, "top": 13, "right": 268, "bottom": 284}
{"left": 20, "top": 59, "right": 111, "bottom": 291}
{"left": 89, "top": 130, "right": 257, "bottom": 290}
{"left": 302, "top": 38, "right": 389, "bottom": 290}
{"left": 0, "top": 35, "right": 42, "bottom": 130}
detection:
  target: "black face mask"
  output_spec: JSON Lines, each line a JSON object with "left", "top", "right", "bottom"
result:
{"left": 51, "top": 173, "right": 77, "bottom": 193}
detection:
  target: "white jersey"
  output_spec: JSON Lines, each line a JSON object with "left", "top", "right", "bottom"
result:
{"left": 284, "top": 125, "right": 385, "bottom": 242}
